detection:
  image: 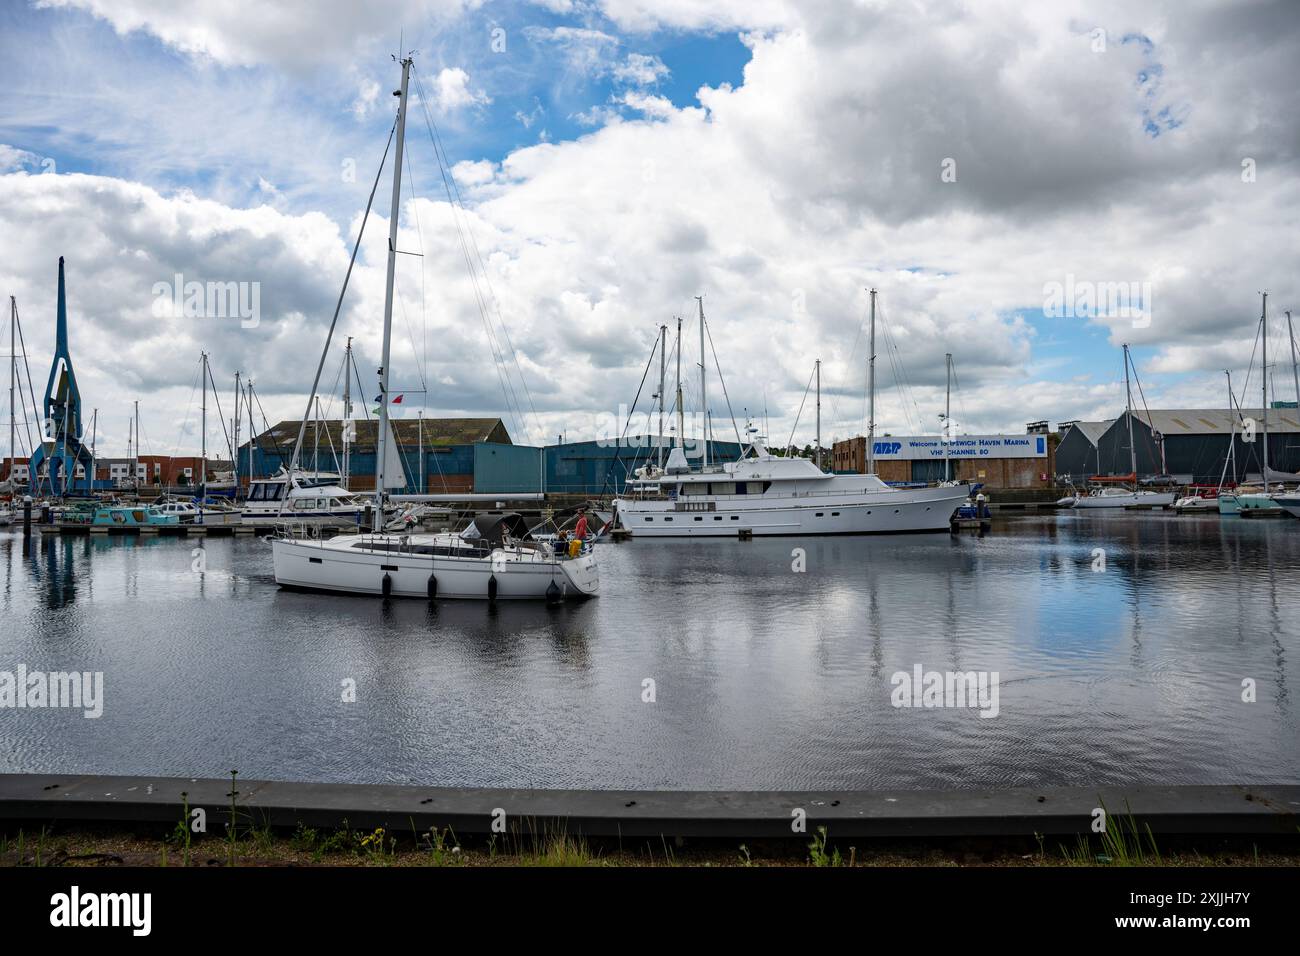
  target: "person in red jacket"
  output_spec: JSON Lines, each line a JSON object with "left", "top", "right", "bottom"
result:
{"left": 574, "top": 508, "right": 588, "bottom": 541}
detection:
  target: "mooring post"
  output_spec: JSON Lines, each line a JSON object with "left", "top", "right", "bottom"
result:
{"left": 22, "top": 494, "right": 32, "bottom": 537}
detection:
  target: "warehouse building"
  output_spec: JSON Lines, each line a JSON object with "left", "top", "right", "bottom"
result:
{"left": 1088, "top": 408, "right": 1300, "bottom": 483}
{"left": 1053, "top": 420, "right": 1114, "bottom": 481}
{"left": 832, "top": 428, "right": 1055, "bottom": 488}
{"left": 239, "top": 418, "right": 512, "bottom": 494}
{"left": 543, "top": 436, "right": 744, "bottom": 495}
{"left": 239, "top": 420, "right": 744, "bottom": 496}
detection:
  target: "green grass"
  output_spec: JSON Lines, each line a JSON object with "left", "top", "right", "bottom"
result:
{"left": 1061, "top": 802, "right": 1163, "bottom": 866}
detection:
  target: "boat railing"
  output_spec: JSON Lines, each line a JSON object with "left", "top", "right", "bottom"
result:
{"left": 624, "top": 484, "right": 922, "bottom": 504}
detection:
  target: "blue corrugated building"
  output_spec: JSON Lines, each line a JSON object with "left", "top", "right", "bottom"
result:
{"left": 240, "top": 422, "right": 745, "bottom": 496}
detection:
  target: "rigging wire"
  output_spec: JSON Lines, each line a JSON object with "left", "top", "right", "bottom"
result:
{"left": 412, "top": 67, "right": 542, "bottom": 445}
{"left": 702, "top": 312, "right": 746, "bottom": 451}
{"left": 284, "top": 116, "right": 397, "bottom": 487}
{"left": 783, "top": 363, "right": 817, "bottom": 455}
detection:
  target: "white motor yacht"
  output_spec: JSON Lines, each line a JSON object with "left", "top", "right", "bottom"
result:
{"left": 615, "top": 435, "right": 968, "bottom": 536}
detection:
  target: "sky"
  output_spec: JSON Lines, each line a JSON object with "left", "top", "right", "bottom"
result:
{"left": 1, "top": 0, "right": 1299, "bottom": 460}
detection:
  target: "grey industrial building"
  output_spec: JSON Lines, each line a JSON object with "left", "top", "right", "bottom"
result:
{"left": 1053, "top": 420, "right": 1114, "bottom": 481}
{"left": 1057, "top": 408, "right": 1300, "bottom": 483}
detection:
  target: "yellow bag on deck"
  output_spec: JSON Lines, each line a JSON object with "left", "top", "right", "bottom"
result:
{"left": 568, "top": 538, "right": 582, "bottom": 558}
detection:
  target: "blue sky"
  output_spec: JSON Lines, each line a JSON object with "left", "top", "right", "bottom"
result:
{"left": 0, "top": 0, "right": 752, "bottom": 222}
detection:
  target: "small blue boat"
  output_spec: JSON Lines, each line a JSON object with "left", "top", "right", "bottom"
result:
{"left": 92, "top": 506, "right": 180, "bottom": 526}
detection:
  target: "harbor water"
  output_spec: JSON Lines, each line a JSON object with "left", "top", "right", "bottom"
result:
{"left": 1, "top": 514, "right": 1297, "bottom": 790}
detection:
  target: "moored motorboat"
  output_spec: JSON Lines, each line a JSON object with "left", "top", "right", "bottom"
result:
{"left": 616, "top": 434, "right": 969, "bottom": 535}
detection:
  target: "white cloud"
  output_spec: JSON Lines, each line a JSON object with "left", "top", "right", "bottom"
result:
{"left": 620, "top": 91, "right": 674, "bottom": 119}
{"left": 522, "top": 25, "right": 621, "bottom": 79}
{"left": 6, "top": 0, "right": 1300, "bottom": 455}
{"left": 612, "top": 52, "right": 669, "bottom": 86}
{"left": 34, "top": 0, "right": 472, "bottom": 69}
{"left": 428, "top": 66, "right": 491, "bottom": 113}
{"left": 0, "top": 145, "right": 42, "bottom": 173}
{"left": 350, "top": 77, "right": 382, "bottom": 118}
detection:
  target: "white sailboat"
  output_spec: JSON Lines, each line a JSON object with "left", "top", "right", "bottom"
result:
{"left": 614, "top": 289, "right": 969, "bottom": 536}
{"left": 271, "top": 56, "right": 596, "bottom": 600}
{"left": 1067, "top": 344, "right": 1174, "bottom": 509}
{"left": 1223, "top": 294, "right": 1294, "bottom": 515}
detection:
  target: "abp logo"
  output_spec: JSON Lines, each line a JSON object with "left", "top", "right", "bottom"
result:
{"left": 873, "top": 441, "right": 902, "bottom": 455}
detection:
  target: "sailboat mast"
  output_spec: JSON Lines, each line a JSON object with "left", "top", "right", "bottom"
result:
{"left": 944, "top": 352, "right": 952, "bottom": 482}
{"left": 90, "top": 408, "right": 97, "bottom": 493}
{"left": 373, "top": 54, "right": 413, "bottom": 531}
{"left": 866, "top": 288, "right": 877, "bottom": 475}
{"left": 1122, "top": 344, "right": 1137, "bottom": 479}
{"left": 232, "top": 371, "right": 241, "bottom": 493}
{"left": 133, "top": 399, "right": 140, "bottom": 494}
{"left": 1287, "top": 310, "right": 1299, "bottom": 411}
{"left": 815, "top": 358, "right": 821, "bottom": 471}
{"left": 342, "top": 338, "right": 352, "bottom": 489}
{"left": 657, "top": 323, "right": 666, "bottom": 468}
{"left": 696, "top": 296, "right": 707, "bottom": 467}
{"left": 200, "top": 352, "right": 207, "bottom": 501}
{"left": 8, "top": 298, "right": 13, "bottom": 489}
{"left": 1219, "top": 371, "right": 1236, "bottom": 491}
{"left": 313, "top": 395, "right": 320, "bottom": 477}
{"left": 1261, "top": 293, "right": 1269, "bottom": 493}
{"left": 247, "top": 381, "right": 256, "bottom": 481}
{"left": 675, "top": 315, "right": 684, "bottom": 449}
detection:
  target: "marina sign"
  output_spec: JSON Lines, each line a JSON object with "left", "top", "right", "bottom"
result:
{"left": 871, "top": 435, "right": 1048, "bottom": 460}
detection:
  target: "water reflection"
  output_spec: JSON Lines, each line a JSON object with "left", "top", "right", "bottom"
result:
{"left": 0, "top": 513, "right": 1297, "bottom": 790}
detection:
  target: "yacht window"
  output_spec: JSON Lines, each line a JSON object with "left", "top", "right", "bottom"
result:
{"left": 694, "top": 516, "right": 703, "bottom": 521}
{"left": 831, "top": 511, "right": 840, "bottom": 516}
{"left": 816, "top": 512, "right": 824, "bottom": 517}
{"left": 663, "top": 517, "right": 673, "bottom": 522}
{"left": 713, "top": 516, "right": 722, "bottom": 520}
{"left": 710, "top": 482, "right": 736, "bottom": 496}
{"left": 645, "top": 517, "right": 653, "bottom": 522}
{"left": 270, "top": 485, "right": 284, "bottom": 500}
{"left": 730, "top": 515, "right": 739, "bottom": 520}
{"left": 680, "top": 482, "right": 707, "bottom": 496}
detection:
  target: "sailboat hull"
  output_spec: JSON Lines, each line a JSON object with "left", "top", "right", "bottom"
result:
{"left": 1071, "top": 491, "right": 1175, "bottom": 509}
{"left": 271, "top": 537, "right": 598, "bottom": 600}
